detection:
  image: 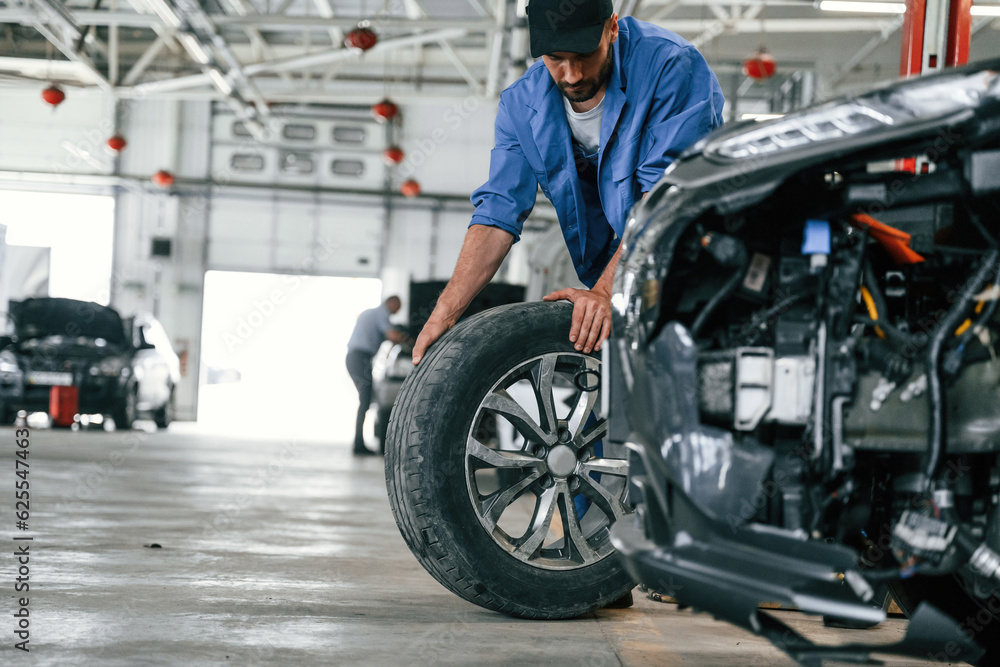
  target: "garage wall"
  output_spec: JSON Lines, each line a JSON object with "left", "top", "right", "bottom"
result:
{"left": 395, "top": 98, "right": 496, "bottom": 196}
{"left": 207, "top": 192, "right": 383, "bottom": 275}
{"left": 380, "top": 97, "right": 547, "bottom": 298}
{"left": 0, "top": 85, "right": 542, "bottom": 421}
{"left": 0, "top": 89, "right": 114, "bottom": 174}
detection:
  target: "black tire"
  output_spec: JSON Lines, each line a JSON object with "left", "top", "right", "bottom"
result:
{"left": 113, "top": 386, "right": 137, "bottom": 430}
{"left": 887, "top": 575, "right": 1000, "bottom": 665}
{"left": 385, "top": 301, "right": 634, "bottom": 619}
{"left": 154, "top": 389, "right": 174, "bottom": 429}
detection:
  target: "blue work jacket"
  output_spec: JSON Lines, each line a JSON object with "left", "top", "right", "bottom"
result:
{"left": 470, "top": 17, "right": 725, "bottom": 287}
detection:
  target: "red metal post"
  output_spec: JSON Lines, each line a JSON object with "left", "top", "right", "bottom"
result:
{"left": 900, "top": 0, "right": 927, "bottom": 76}
{"left": 945, "top": 0, "right": 972, "bottom": 66}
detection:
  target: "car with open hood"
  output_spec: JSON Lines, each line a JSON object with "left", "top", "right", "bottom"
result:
{"left": 0, "top": 297, "right": 179, "bottom": 428}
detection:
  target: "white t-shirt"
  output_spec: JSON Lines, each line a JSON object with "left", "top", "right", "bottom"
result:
{"left": 563, "top": 96, "right": 604, "bottom": 156}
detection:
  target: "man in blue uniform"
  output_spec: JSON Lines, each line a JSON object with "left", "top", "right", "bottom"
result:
{"left": 412, "top": 0, "right": 724, "bottom": 364}
{"left": 346, "top": 296, "right": 408, "bottom": 456}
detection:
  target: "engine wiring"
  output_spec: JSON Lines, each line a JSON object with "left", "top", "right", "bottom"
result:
{"left": 859, "top": 286, "right": 886, "bottom": 339}
{"left": 925, "top": 251, "right": 1000, "bottom": 491}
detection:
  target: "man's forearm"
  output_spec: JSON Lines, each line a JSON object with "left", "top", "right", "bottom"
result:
{"left": 429, "top": 224, "right": 515, "bottom": 326}
{"left": 591, "top": 244, "right": 622, "bottom": 299}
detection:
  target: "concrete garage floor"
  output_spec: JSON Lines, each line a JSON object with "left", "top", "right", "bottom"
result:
{"left": 1, "top": 425, "right": 953, "bottom": 666}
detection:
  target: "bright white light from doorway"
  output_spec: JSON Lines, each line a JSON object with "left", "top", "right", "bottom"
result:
{"left": 197, "top": 271, "right": 387, "bottom": 444}
{"left": 0, "top": 191, "right": 114, "bottom": 304}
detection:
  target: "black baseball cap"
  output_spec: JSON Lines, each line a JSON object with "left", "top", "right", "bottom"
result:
{"left": 527, "top": 0, "right": 614, "bottom": 58}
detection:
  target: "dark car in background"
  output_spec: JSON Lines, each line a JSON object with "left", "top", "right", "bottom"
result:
{"left": 0, "top": 297, "right": 179, "bottom": 429}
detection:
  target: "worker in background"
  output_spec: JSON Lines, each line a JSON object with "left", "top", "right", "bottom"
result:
{"left": 346, "top": 296, "right": 409, "bottom": 456}
{"left": 412, "top": 0, "right": 725, "bottom": 364}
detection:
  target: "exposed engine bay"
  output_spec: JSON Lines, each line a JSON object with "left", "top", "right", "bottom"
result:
{"left": 608, "top": 61, "right": 1000, "bottom": 664}
{"left": 679, "top": 160, "right": 1000, "bottom": 577}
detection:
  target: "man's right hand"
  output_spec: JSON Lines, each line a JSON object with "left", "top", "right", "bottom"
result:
{"left": 411, "top": 317, "right": 455, "bottom": 365}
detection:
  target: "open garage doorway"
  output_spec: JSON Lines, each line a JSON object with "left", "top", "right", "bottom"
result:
{"left": 0, "top": 191, "right": 114, "bottom": 304}
{"left": 198, "top": 270, "right": 384, "bottom": 443}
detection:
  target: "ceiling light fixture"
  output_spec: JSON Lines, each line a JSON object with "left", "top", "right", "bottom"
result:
{"left": 176, "top": 33, "right": 212, "bottom": 64}
{"left": 206, "top": 68, "right": 233, "bottom": 95}
{"left": 819, "top": 0, "right": 1000, "bottom": 12}
{"left": 144, "top": 0, "right": 183, "bottom": 28}
{"left": 818, "top": 1, "right": 906, "bottom": 13}
{"left": 971, "top": 4, "right": 1000, "bottom": 15}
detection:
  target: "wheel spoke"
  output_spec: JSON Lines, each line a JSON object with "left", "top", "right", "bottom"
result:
{"left": 565, "top": 359, "right": 600, "bottom": 438}
{"left": 514, "top": 485, "right": 557, "bottom": 559}
{"left": 481, "top": 470, "right": 544, "bottom": 532}
{"left": 467, "top": 438, "right": 542, "bottom": 469}
{"left": 577, "top": 420, "right": 608, "bottom": 453}
{"left": 580, "top": 457, "right": 628, "bottom": 477}
{"left": 530, "top": 354, "right": 559, "bottom": 433}
{"left": 481, "top": 389, "right": 557, "bottom": 447}
{"left": 576, "top": 473, "right": 630, "bottom": 522}
{"left": 557, "top": 482, "right": 599, "bottom": 562}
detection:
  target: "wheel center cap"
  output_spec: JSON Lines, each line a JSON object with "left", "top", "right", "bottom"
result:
{"left": 546, "top": 445, "right": 577, "bottom": 478}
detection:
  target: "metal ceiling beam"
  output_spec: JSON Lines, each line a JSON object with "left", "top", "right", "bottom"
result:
{"left": 227, "top": 14, "right": 486, "bottom": 32}
{"left": 218, "top": 0, "right": 294, "bottom": 87}
{"left": 643, "top": 0, "right": 683, "bottom": 21}
{"left": 26, "top": 11, "right": 113, "bottom": 91}
{"left": 485, "top": 0, "right": 509, "bottom": 98}
{"left": 657, "top": 18, "right": 919, "bottom": 31}
{"left": 109, "top": 0, "right": 119, "bottom": 84}
{"left": 465, "top": 0, "right": 491, "bottom": 16}
{"left": 128, "top": 27, "right": 470, "bottom": 93}
{"left": 121, "top": 33, "right": 168, "bottom": 85}
{"left": 309, "top": 0, "right": 345, "bottom": 54}
{"left": 27, "top": 0, "right": 110, "bottom": 59}
{"left": 0, "top": 9, "right": 498, "bottom": 31}
{"left": 402, "top": 0, "right": 485, "bottom": 94}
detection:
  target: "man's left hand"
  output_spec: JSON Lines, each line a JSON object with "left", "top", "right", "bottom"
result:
{"left": 543, "top": 286, "right": 611, "bottom": 354}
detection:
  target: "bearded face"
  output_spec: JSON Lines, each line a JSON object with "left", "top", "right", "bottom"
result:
{"left": 541, "top": 19, "right": 618, "bottom": 107}
{"left": 556, "top": 45, "right": 614, "bottom": 103}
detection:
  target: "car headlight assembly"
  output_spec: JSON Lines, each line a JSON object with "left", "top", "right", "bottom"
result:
{"left": 91, "top": 357, "right": 128, "bottom": 377}
{"left": 0, "top": 350, "right": 19, "bottom": 374}
{"left": 704, "top": 66, "right": 1000, "bottom": 162}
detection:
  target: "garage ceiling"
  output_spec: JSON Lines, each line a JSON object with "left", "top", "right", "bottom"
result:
{"left": 0, "top": 0, "right": 998, "bottom": 115}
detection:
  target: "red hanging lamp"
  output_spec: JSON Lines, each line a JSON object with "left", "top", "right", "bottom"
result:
{"left": 345, "top": 25, "right": 377, "bottom": 51}
{"left": 743, "top": 50, "right": 777, "bottom": 80}
{"left": 106, "top": 134, "right": 127, "bottom": 153}
{"left": 41, "top": 85, "right": 66, "bottom": 108}
{"left": 383, "top": 146, "right": 405, "bottom": 166}
{"left": 152, "top": 170, "right": 175, "bottom": 188}
{"left": 371, "top": 99, "right": 399, "bottom": 123}
{"left": 400, "top": 180, "right": 421, "bottom": 197}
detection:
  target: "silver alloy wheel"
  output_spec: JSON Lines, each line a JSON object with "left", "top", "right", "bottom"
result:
{"left": 465, "top": 351, "right": 630, "bottom": 571}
